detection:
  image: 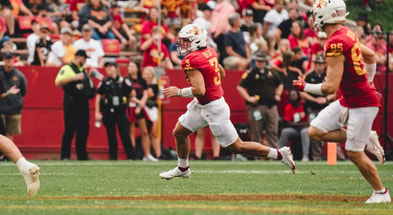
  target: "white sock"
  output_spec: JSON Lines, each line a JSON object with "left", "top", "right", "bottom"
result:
{"left": 178, "top": 158, "right": 189, "bottom": 168}
{"left": 267, "top": 148, "right": 278, "bottom": 159}
{"left": 375, "top": 188, "right": 387, "bottom": 194}
{"left": 16, "top": 157, "right": 30, "bottom": 173}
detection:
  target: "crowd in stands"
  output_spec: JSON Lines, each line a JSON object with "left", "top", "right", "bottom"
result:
{"left": 0, "top": 0, "right": 392, "bottom": 161}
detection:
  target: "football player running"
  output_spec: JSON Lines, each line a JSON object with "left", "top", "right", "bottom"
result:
{"left": 160, "top": 24, "right": 296, "bottom": 179}
{"left": 293, "top": 0, "right": 390, "bottom": 203}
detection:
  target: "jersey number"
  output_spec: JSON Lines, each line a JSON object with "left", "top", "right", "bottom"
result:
{"left": 351, "top": 42, "right": 365, "bottom": 75}
{"left": 208, "top": 57, "right": 221, "bottom": 85}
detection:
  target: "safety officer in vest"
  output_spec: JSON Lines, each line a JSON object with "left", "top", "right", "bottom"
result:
{"left": 237, "top": 50, "right": 283, "bottom": 148}
{"left": 95, "top": 62, "right": 136, "bottom": 160}
{"left": 55, "top": 50, "right": 96, "bottom": 160}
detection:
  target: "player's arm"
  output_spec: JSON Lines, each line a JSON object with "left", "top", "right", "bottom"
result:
{"left": 163, "top": 69, "right": 205, "bottom": 98}
{"left": 293, "top": 55, "right": 344, "bottom": 95}
{"left": 322, "top": 56, "right": 344, "bottom": 94}
{"left": 219, "top": 64, "right": 225, "bottom": 79}
{"left": 360, "top": 43, "right": 377, "bottom": 82}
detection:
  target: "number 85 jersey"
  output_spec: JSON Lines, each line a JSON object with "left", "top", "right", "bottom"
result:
{"left": 181, "top": 46, "right": 223, "bottom": 105}
{"left": 324, "top": 26, "right": 380, "bottom": 108}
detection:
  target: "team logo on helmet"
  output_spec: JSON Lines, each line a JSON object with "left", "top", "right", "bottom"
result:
{"left": 189, "top": 26, "right": 203, "bottom": 35}
{"left": 315, "top": 0, "right": 327, "bottom": 8}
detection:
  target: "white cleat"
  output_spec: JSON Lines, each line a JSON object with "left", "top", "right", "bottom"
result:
{"left": 365, "top": 188, "right": 391, "bottom": 204}
{"left": 159, "top": 167, "right": 191, "bottom": 180}
{"left": 279, "top": 147, "right": 296, "bottom": 174}
{"left": 21, "top": 164, "right": 40, "bottom": 196}
{"left": 366, "top": 131, "right": 385, "bottom": 165}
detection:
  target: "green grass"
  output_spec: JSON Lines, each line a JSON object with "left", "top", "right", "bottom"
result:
{"left": 346, "top": 0, "right": 393, "bottom": 30}
{"left": 0, "top": 160, "right": 392, "bottom": 214}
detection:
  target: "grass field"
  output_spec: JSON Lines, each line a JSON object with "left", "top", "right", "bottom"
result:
{"left": 0, "top": 160, "right": 392, "bottom": 214}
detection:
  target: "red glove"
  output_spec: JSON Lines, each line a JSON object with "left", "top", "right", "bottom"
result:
{"left": 292, "top": 77, "right": 306, "bottom": 91}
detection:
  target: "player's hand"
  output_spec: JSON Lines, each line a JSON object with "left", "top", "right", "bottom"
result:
{"left": 163, "top": 86, "right": 179, "bottom": 98}
{"left": 292, "top": 76, "right": 306, "bottom": 91}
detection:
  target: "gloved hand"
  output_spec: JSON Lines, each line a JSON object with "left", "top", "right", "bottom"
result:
{"left": 292, "top": 76, "right": 306, "bottom": 91}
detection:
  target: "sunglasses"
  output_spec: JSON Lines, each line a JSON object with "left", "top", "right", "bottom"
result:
{"left": 40, "top": 30, "right": 49, "bottom": 33}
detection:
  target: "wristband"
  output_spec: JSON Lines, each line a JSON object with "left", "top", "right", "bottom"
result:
{"left": 181, "top": 87, "right": 194, "bottom": 98}
{"left": 364, "top": 63, "right": 376, "bottom": 82}
{"left": 177, "top": 89, "right": 181, "bottom": 97}
{"left": 304, "top": 83, "right": 324, "bottom": 95}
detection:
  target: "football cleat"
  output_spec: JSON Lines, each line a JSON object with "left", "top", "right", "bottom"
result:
{"left": 21, "top": 164, "right": 40, "bottom": 196}
{"left": 279, "top": 147, "right": 296, "bottom": 174}
{"left": 365, "top": 188, "right": 391, "bottom": 204}
{"left": 159, "top": 167, "right": 191, "bottom": 180}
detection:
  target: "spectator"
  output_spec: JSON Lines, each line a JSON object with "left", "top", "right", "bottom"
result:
{"left": 356, "top": 12, "right": 370, "bottom": 38}
{"left": 168, "top": 26, "right": 184, "bottom": 68}
{"left": 307, "top": 32, "right": 326, "bottom": 73}
{"left": 47, "top": 27, "right": 76, "bottom": 67}
{"left": 69, "top": 0, "right": 86, "bottom": 22}
{"left": 303, "top": 13, "right": 318, "bottom": 45}
{"left": 263, "top": 0, "right": 287, "bottom": 39}
{"left": 31, "top": 25, "right": 52, "bottom": 66}
{"left": 0, "top": 52, "right": 27, "bottom": 141}
{"left": 223, "top": 13, "right": 250, "bottom": 70}
{"left": 270, "top": 38, "right": 291, "bottom": 64}
{"left": 25, "top": 0, "right": 46, "bottom": 16}
{"left": 240, "top": 8, "right": 254, "bottom": 35}
{"left": 78, "top": 0, "right": 115, "bottom": 40}
{"left": 365, "top": 23, "right": 387, "bottom": 73}
{"left": 137, "top": 0, "right": 160, "bottom": 22}
{"left": 210, "top": 0, "right": 235, "bottom": 65}
{"left": 193, "top": 4, "right": 216, "bottom": 50}
{"left": 274, "top": 7, "right": 298, "bottom": 46}
{"left": 286, "top": 0, "right": 306, "bottom": 23}
{"left": 55, "top": 50, "right": 95, "bottom": 160}
{"left": 161, "top": 0, "right": 182, "bottom": 31}
{"left": 246, "top": 22, "right": 266, "bottom": 54}
{"left": 127, "top": 61, "right": 158, "bottom": 161}
{"left": 353, "top": 26, "right": 365, "bottom": 45}
{"left": 9, "top": 0, "right": 33, "bottom": 17}
{"left": 109, "top": 3, "right": 137, "bottom": 51}
{"left": 245, "top": 0, "right": 273, "bottom": 23}
{"left": 0, "top": 16, "right": 10, "bottom": 47}
{"left": 141, "top": 66, "right": 162, "bottom": 159}
{"left": 46, "top": 0, "right": 71, "bottom": 31}
{"left": 1, "top": 41, "right": 23, "bottom": 66}
{"left": 26, "top": 19, "right": 41, "bottom": 65}
{"left": 237, "top": 50, "right": 283, "bottom": 148}
{"left": 278, "top": 89, "right": 310, "bottom": 161}
{"left": 140, "top": 26, "right": 173, "bottom": 69}
{"left": 140, "top": 7, "right": 175, "bottom": 46}
{"left": 95, "top": 62, "right": 136, "bottom": 160}
{"left": 289, "top": 47, "right": 306, "bottom": 76}
{"left": 288, "top": 20, "right": 310, "bottom": 58}
{"left": 0, "top": 0, "right": 15, "bottom": 35}
{"left": 73, "top": 24, "right": 105, "bottom": 68}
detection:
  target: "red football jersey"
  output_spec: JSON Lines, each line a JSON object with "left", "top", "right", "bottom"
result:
{"left": 181, "top": 46, "right": 223, "bottom": 105}
{"left": 324, "top": 26, "right": 380, "bottom": 108}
